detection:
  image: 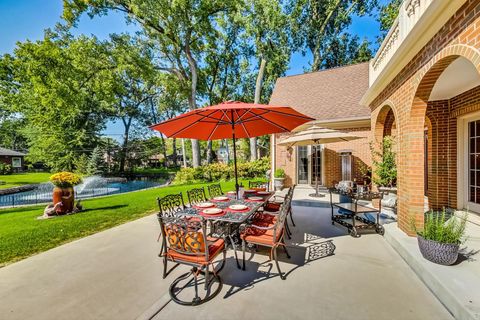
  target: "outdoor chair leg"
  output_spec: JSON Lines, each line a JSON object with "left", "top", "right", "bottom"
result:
{"left": 162, "top": 256, "right": 168, "bottom": 279}
{"left": 273, "top": 247, "right": 286, "bottom": 280}
{"left": 289, "top": 210, "right": 296, "bottom": 227}
{"left": 285, "top": 220, "right": 292, "bottom": 239}
{"left": 204, "top": 265, "right": 209, "bottom": 290}
{"left": 242, "top": 239, "right": 246, "bottom": 270}
{"left": 282, "top": 244, "right": 291, "bottom": 259}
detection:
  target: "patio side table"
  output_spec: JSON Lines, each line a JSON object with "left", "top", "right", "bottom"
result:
{"left": 328, "top": 188, "right": 384, "bottom": 237}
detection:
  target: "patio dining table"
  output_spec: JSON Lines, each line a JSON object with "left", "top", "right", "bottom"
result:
{"left": 173, "top": 192, "right": 274, "bottom": 268}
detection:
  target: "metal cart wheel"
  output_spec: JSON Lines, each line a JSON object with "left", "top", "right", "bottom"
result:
{"left": 349, "top": 228, "right": 359, "bottom": 238}
{"left": 375, "top": 225, "right": 385, "bottom": 236}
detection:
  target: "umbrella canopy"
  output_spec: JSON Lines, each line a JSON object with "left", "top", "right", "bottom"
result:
{"left": 150, "top": 101, "right": 314, "bottom": 140}
{"left": 150, "top": 101, "right": 314, "bottom": 196}
{"left": 278, "top": 125, "right": 363, "bottom": 147}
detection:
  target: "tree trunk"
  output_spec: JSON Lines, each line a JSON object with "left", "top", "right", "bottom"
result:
{"left": 185, "top": 37, "right": 201, "bottom": 168}
{"left": 181, "top": 138, "right": 187, "bottom": 168}
{"left": 250, "top": 58, "right": 267, "bottom": 161}
{"left": 120, "top": 117, "right": 132, "bottom": 173}
{"left": 206, "top": 140, "right": 213, "bottom": 164}
{"left": 172, "top": 138, "right": 178, "bottom": 167}
{"left": 160, "top": 134, "right": 168, "bottom": 167}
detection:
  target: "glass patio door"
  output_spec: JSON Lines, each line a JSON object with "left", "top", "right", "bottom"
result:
{"left": 297, "top": 146, "right": 308, "bottom": 184}
{"left": 468, "top": 120, "right": 480, "bottom": 211}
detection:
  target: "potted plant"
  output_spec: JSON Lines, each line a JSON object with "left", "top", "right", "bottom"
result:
{"left": 371, "top": 136, "right": 397, "bottom": 217}
{"left": 273, "top": 168, "right": 286, "bottom": 191}
{"left": 50, "top": 172, "right": 82, "bottom": 214}
{"left": 413, "top": 210, "right": 467, "bottom": 265}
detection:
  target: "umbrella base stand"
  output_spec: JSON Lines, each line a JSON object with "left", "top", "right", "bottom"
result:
{"left": 309, "top": 193, "right": 325, "bottom": 198}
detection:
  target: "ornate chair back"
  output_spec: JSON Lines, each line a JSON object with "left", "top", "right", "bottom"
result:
{"left": 187, "top": 187, "right": 207, "bottom": 206}
{"left": 157, "top": 215, "right": 210, "bottom": 262}
{"left": 157, "top": 193, "right": 186, "bottom": 217}
{"left": 272, "top": 187, "right": 292, "bottom": 241}
{"left": 207, "top": 184, "right": 223, "bottom": 198}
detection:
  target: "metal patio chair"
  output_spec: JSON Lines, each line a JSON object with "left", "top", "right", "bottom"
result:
{"left": 207, "top": 183, "right": 223, "bottom": 199}
{"left": 186, "top": 187, "right": 208, "bottom": 206}
{"left": 158, "top": 215, "right": 226, "bottom": 305}
{"left": 156, "top": 192, "right": 186, "bottom": 278}
{"left": 240, "top": 192, "right": 292, "bottom": 280}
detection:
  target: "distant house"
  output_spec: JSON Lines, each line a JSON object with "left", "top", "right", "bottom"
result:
{"left": 0, "top": 147, "right": 26, "bottom": 172}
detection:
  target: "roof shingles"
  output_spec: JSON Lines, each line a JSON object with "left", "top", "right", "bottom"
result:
{"left": 269, "top": 62, "right": 370, "bottom": 122}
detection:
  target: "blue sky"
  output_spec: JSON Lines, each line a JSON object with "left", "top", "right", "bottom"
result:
{"left": 0, "top": 0, "right": 383, "bottom": 136}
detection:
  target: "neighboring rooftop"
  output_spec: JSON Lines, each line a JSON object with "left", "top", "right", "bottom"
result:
{"left": 269, "top": 62, "right": 370, "bottom": 122}
{"left": 0, "top": 147, "right": 26, "bottom": 157}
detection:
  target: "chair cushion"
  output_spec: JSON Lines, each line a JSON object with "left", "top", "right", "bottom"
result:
{"left": 241, "top": 225, "right": 283, "bottom": 246}
{"left": 253, "top": 213, "right": 277, "bottom": 224}
{"left": 252, "top": 187, "right": 266, "bottom": 192}
{"left": 264, "top": 202, "right": 281, "bottom": 212}
{"left": 167, "top": 237, "right": 225, "bottom": 264}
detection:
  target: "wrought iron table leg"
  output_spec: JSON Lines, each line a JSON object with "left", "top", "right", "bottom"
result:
{"left": 229, "top": 234, "right": 241, "bottom": 269}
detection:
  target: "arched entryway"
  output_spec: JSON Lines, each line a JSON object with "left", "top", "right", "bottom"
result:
{"left": 405, "top": 49, "right": 480, "bottom": 233}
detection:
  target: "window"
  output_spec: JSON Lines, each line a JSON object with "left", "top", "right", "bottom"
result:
{"left": 297, "top": 146, "right": 308, "bottom": 184}
{"left": 11, "top": 157, "right": 21, "bottom": 168}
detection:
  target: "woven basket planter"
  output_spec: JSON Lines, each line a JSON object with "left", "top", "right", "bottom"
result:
{"left": 417, "top": 235, "right": 459, "bottom": 266}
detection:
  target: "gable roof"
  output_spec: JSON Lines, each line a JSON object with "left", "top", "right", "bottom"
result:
{"left": 269, "top": 62, "right": 370, "bottom": 123}
{"left": 0, "top": 147, "right": 26, "bottom": 157}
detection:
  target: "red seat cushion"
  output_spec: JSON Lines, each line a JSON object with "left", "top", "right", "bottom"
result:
{"left": 253, "top": 213, "right": 277, "bottom": 224}
{"left": 241, "top": 225, "right": 283, "bottom": 246}
{"left": 167, "top": 237, "right": 225, "bottom": 264}
{"left": 264, "top": 202, "right": 281, "bottom": 212}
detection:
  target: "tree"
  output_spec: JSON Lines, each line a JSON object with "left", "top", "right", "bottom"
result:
{"left": 106, "top": 35, "right": 157, "bottom": 172}
{"left": 87, "top": 146, "right": 107, "bottom": 175}
{"left": 240, "top": 0, "right": 291, "bottom": 160}
{"left": 289, "top": 0, "right": 377, "bottom": 71}
{"left": 322, "top": 34, "right": 372, "bottom": 68}
{"left": 63, "top": 0, "right": 237, "bottom": 168}
{"left": 1, "top": 29, "right": 114, "bottom": 171}
{"left": 378, "top": 0, "right": 401, "bottom": 43}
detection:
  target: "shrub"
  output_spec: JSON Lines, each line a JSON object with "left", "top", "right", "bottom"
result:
{"left": 50, "top": 172, "right": 83, "bottom": 188}
{"left": 274, "top": 168, "right": 285, "bottom": 178}
{"left": 371, "top": 135, "right": 397, "bottom": 187}
{"left": 0, "top": 163, "right": 12, "bottom": 175}
{"left": 172, "top": 157, "right": 270, "bottom": 185}
{"left": 414, "top": 209, "right": 467, "bottom": 244}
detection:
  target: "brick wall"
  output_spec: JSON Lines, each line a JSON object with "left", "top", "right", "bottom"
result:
{"left": 369, "top": 0, "right": 480, "bottom": 235}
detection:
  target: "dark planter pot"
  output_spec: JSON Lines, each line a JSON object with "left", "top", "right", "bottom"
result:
{"left": 417, "top": 234, "right": 459, "bottom": 266}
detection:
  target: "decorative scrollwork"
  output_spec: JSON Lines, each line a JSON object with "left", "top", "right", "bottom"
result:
{"left": 160, "top": 215, "right": 208, "bottom": 255}
{"left": 157, "top": 193, "right": 185, "bottom": 217}
{"left": 207, "top": 184, "right": 223, "bottom": 198}
{"left": 187, "top": 187, "right": 207, "bottom": 206}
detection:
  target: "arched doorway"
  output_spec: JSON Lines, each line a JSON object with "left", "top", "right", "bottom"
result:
{"left": 407, "top": 53, "right": 480, "bottom": 232}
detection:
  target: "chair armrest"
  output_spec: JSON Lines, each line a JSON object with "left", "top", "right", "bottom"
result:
{"left": 247, "top": 224, "right": 275, "bottom": 231}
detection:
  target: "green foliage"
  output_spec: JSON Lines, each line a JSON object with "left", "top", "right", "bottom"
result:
{"left": 371, "top": 135, "right": 397, "bottom": 187}
{"left": 87, "top": 146, "right": 107, "bottom": 175}
{"left": 288, "top": 0, "right": 378, "bottom": 71}
{"left": 0, "top": 163, "right": 12, "bottom": 175}
{"left": 378, "top": 0, "right": 401, "bottom": 43}
{"left": 74, "top": 154, "right": 90, "bottom": 175}
{"left": 274, "top": 168, "right": 285, "bottom": 178}
{"left": 414, "top": 210, "right": 467, "bottom": 245}
{"left": 173, "top": 157, "right": 270, "bottom": 185}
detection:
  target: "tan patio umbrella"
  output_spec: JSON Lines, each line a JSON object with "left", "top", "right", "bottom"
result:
{"left": 278, "top": 125, "right": 364, "bottom": 197}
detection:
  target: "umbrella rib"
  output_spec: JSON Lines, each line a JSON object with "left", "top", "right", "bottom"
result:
{"left": 256, "top": 108, "right": 315, "bottom": 121}
{"left": 234, "top": 109, "right": 251, "bottom": 138}
{"left": 207, "top": 110, "right": 227, "bottom": 140}
{"left": 252, "top": 113, "right": 291, "bottom": 132}
{"left": 167, "top": 109, "right": 219, "bottom": 137}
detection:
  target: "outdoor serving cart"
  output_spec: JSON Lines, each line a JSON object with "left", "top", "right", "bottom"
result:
{"left": 328, "top": 188, "right": 384, "bottom": 237}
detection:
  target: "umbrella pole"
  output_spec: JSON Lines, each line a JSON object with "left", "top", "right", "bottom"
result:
{"left": 231, "top": 111, "right": 240, "bottom": 199}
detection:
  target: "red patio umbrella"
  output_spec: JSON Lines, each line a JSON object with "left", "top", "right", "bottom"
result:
{"left": 150, "top": 101, "right": 314, "bottom": 196}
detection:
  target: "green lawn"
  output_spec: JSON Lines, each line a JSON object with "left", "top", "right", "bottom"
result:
{"left": 0, "top": 172, "right": 51, "bottom": 189}
{"left": 0, "top": 180, "right": 239, "bottom": 267}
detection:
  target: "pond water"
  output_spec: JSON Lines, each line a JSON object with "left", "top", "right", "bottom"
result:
{"left": 0, "top": 176, "right": 165, "bottom": 208}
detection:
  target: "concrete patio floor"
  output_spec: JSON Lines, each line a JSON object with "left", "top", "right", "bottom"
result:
{"left": 0, "top": 188, "right": 453, "bottom": 320}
